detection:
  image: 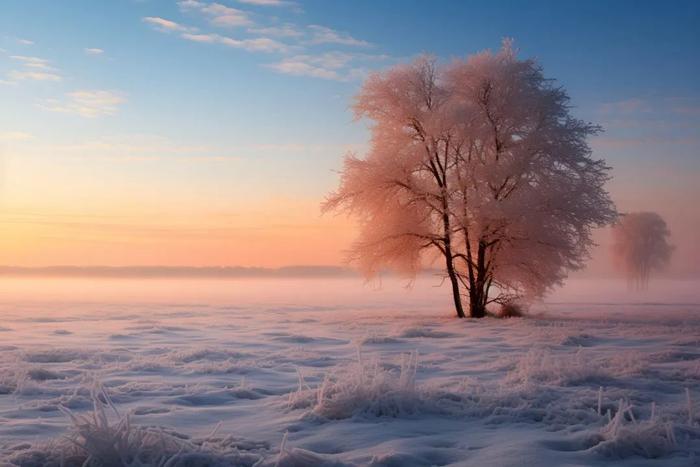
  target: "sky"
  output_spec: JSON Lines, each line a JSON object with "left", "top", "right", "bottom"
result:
{"left": 0, "top": 0, "right": 699, "bottom": 275}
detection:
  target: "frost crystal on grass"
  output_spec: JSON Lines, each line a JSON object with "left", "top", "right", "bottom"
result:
{"left": 6, "top": 381, "right": 265, "bottom": 467}
{"left": 289, "top": 351, "right": 426, "bottom": 419}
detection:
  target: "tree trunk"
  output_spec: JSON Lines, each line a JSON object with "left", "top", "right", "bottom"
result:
{"left": 468, "top": 288, "right": 487, "bottom": 318}
{"left": 445, "top": 252, "right": 466, "bottom": 318}
{"left": 469, "top": 298, "right": 487, "bottom": 318}
{"left": 437, "top": 180, "right": 465, "bottom": 319}
{"left": 468, "top": 241, "right": 488, "bottom": 318}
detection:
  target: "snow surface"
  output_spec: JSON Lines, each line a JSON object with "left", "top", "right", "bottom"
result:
{"left": 0, "top": 277, "right": 699, "bottom": 466}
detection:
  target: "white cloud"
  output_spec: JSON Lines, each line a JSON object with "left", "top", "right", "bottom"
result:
{"left": 267, "top": 58, "right": 340, "bottom": 80}
{"left": 304, "top": 52, "right": 356, "bottom": 69}
{"left": 16, "top": 38, "right": 34, "bottom": 45}
{"left": 248, "top": 24, "right": 303, "bottom": 38}
{"left": 6, "top": 55, "right": 62, "bottom": 82}
{"left": 179, "top": 2, "right": 251, "bottom": 28}
{"left": 307, "top": 25, "right": 370, "bottom": 47}
{"left": 237, "top": 0, "right": 290, "bottom": 6}
{"left": 180, "top": 33, "right": 219, "bottom": 43}
{"left": 146, "top": 6, "right": 290, "bottom": 53}
{"left": 266, "top": 52, "right": 383, "bottom": 81}
{"left": 203, "top": 3, "right": 251, "bottom": 27}
{"left": 147, "top": 4, "right": 377, "bottom": 75}
{"left": 181, "top": 32, "right": 290, "bottom": 53}
{"left": 85, "top": 48, "right": 105, "bottom": 55}
{"left": 0, "top": 131, "right": 33, "bottom": 142}
{"left": 143, "top": 16, "right": 197, "bottom": 33}
{"left": 266, "top": 53, "right": 354, "bottom": 80}
{"left": 7, "top": 69, "right": 62, "bottom": 81}
{"left": 221, "top": 36, "right": 289, "bottom": 52}
{"left": 10, "top": 55, "right": 53, "bottom": 70}
{"left": 177, "top": 0, "right": 205, "bottom": 9}
{"left": 39, "top": 90, "right": 126, "bottom": 118}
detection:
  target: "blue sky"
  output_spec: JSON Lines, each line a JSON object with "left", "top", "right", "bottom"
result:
{"left": 0, "top": 0, "right": 698, "bottom": 270}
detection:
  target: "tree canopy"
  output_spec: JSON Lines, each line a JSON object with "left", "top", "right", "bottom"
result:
{"left": 324, "top": 41, "right": 617, "bottom": 318}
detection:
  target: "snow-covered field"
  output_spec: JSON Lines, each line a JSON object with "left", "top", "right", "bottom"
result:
{"left": 0, "top": 277, "right": 699, "bottom": 466}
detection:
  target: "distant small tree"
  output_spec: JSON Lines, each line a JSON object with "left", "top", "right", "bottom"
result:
{"left": 611, "top": 212, "right": 673, "bottom": 289}
{"left": 323, "top": 40, "right": 617, "bottom": 318}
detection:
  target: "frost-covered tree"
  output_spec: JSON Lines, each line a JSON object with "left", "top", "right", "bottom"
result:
{"left": 323, "top": 41, "right": 617, "bottom": 318}
{"left": 611, "top": 211, "right": 673, "bottom": 289}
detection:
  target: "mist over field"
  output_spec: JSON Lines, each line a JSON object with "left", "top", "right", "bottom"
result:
{"left": 0, "top": 277, "right": 698, "bottom": 465}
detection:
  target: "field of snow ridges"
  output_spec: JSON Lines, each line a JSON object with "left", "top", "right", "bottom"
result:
{"left": 0, "top": 290, "right": 699, "bottom": 466}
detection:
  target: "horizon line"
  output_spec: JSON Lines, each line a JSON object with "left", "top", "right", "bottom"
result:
{"left": 0, "top": 265, "right": 698, "bottom": 281}
{"left": 0, "top": 265, "right": 361, "bottom": 279}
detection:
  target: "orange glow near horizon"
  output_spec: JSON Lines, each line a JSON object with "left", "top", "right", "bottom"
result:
{"left": 1, "top": 160, "right": 699, "bottom": 275}
{"left": 0, "top": 196, "right": 355, "bottom": 268}
{"left": 0, "top": 130, "right": 358, "bottom": 268}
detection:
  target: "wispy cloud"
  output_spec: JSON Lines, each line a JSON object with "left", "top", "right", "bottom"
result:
{"left": 672, "top": 105, "right": 700, "bottom": 116}
{"left": 248, "top": 24, "right": 303, "bottom": 38}
{"left": 145, "top": 9, "right": 291, "bottom": 54}
{"left": 10, "top": 134, "right": 241, "bottom": 162}
{"left": 181, "top": 32, "right": 290, "bottom": 53}
{"left": 85, "top": 48, "right": 105, "bottom": 55}
{"left": 179, "top": 33, "right": 219, "bottom": 43}
{"left": 177, "top": 0, "right": 205, "bottom": 9}
{"left": 143, "top": 16, "right": 196, "bottom": 33}
{"left": 598, "top": 96, "right": 700, "bottom": 131}
{"left": 267, "top": 57, "right": 341, "bottom": 80}
{"left": 16, "top": 38, "right": 34, "bottom": 45}
{"left": 592, "top": 135, "right": 700, "bottom": 151}
{"left": 10, "top": 55, "right": 53, "bottom": 70}
{"left": 237, "top": 0, "right": 291, "bottom": 6}
{"left": 599, "top": 98, "right": 651, "bottom": 115}
{"left": 179, "top": 1, "right": 252, "bottom": 28}
{"left": 0, "top": 131, "right": 33, "bottom": 142}
{"left": 594, "top": 96, "right": 700, "bottom": 157}
{"left": 143, "top": 3, "right": 380, "bottom": 79}
{"left": 266, "top": 52, "right": 385, "bottom": 81}
{"left": 2, "top": 54, "right": 66, "bottom": 84}
{"left": 7, "top": 70, "right": 62, "bottom": 81}
{"left": 600, "top": 97, "right": 700, "bottom": 117}
{"left": 6, "top": 56, "right": 61, "bottom": 81}
{"left": 307, "top": 25, "right": 370, "bottom": 47}
{"left": 666, "top": 97, "right": 700, "bottom": 116}
{"left": 39, "top": 90, "right": 126, "bottom": 118}
{"left": 204, "top": 3, "right": 251, "bottom": 27}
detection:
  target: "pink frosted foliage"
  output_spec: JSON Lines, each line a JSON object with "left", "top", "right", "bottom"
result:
{"left": 324, "top": 40, "right": 617, "bottom": 316}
